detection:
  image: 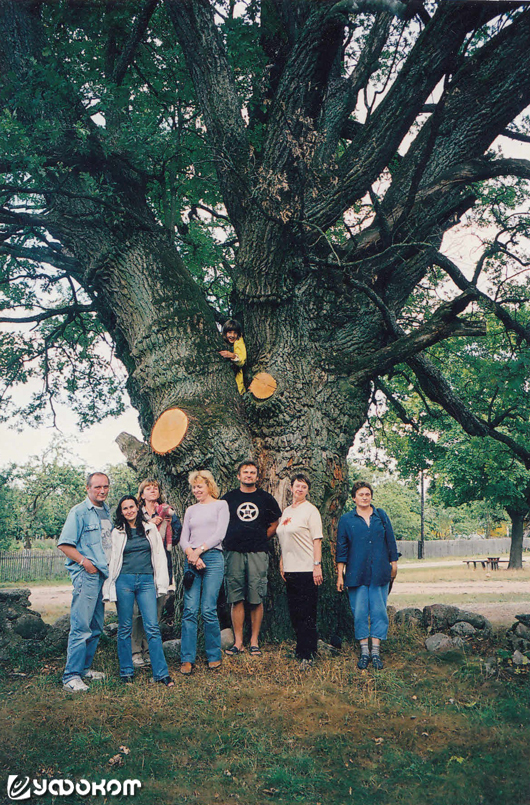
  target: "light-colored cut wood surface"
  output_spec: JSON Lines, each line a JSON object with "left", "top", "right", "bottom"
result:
{"left": 150, "top": 407, "right": 189, "bottom": 455}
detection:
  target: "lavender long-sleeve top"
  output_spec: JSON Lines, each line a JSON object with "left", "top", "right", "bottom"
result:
{"left": 179, "top": 499, "right": 229, "bottom": 552}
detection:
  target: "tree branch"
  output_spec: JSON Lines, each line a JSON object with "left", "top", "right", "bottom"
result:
{"left": 318, "top": 12, "right": 393, "bottom": 167}
{"left": 0, "top": 304, "right": 94, "bottom": 325}
{"left": 349, "top": 292, "right": 485, "bottom": 383}
{"left": 0, "top": 243, "right": 79, "bottom": 273}
{"left": 501, "top": 127, "right": 530, "bottom": 145}
{"left": 308, "top": 4, "right": 491, "bottom": 230}
{"left": 430, "top": 248, "right": 530, "bottom": 345}
{"left": 408, "top": 351, "right": 530, "bottom": 470}
{"left": 164, "top": 0, "right": 250, "bottom": 234}
{"left": 113, "top": 0, "right": 159, "bottom": 86}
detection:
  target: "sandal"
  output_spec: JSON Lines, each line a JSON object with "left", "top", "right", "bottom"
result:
{"left": 225, "top": 645, "right": 244, "bottom": 656}
{"left": 208, "top": 660, "right": 222, "bottom": 671}
{"left": 157, "top": 676, "right": 175, "bottom": 687}
{"left": 249, "top": 645, "right": 262, "bottom": 656}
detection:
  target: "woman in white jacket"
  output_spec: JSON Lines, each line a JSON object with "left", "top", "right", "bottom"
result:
{"left": 104, "top": 496, "right": 174, "bottom": 686}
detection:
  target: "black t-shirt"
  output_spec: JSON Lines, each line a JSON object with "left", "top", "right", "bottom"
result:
{"left": 222, "top": 488, "right": 282, "bottom": 553}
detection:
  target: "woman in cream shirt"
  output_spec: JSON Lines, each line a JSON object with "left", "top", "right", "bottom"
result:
{"left": 277, "top": 474, "right": 323, "bottom": 668}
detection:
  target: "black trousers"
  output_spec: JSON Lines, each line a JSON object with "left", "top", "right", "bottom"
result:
{"left": 284, "top": 572, "right": 318, "bottom": 660}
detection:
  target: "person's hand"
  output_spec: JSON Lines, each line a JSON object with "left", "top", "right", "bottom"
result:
{"left": 313, "top": 566, "right": 323, "bottom": 586}
{"left": 83, "top": 558, "right": 98, "bottom": 574}
{"left": 151, "top": 515, "right": 163, "bottom": 526}
{"left": 219, "top": 350, "right": 234, "bottom": 359}
{"left": 336, "top": 572, "right": 344, "bottom": 592}
{"left": 390, "top": 561, "right": 398, "bottom": 580}
{"left": 196, "top": 557, "right": 206, "bottom": 571}
{"left": 279, "top": 558, "right": 285, "bottom": 582}
{"left": 186, "top": 547, "right": 202, "bottom": 566}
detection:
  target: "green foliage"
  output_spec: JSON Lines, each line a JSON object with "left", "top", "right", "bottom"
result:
{"left": 362, "top": 304, "right": 530, "bottom": 547}
{"left": 0, "top": 441, "right": 139, "bottom": 546}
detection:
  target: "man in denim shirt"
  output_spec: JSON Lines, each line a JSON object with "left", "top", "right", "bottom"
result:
{"left": 58, "top": 472, "right": 111, "bottom": 692}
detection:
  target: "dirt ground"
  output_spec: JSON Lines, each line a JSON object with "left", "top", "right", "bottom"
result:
{"left": 25, "top": 576, "right": 530, "bottom": 626}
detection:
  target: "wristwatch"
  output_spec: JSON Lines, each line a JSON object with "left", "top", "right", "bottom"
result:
{"left": 313, "top": 561, "right": 321, "bottom": 566}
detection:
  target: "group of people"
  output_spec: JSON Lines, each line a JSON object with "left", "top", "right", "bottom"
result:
{"left": 58, "top": 463, "right": 398, "bottom": 692}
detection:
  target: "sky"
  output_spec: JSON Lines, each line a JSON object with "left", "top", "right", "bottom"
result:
{"left": 0, "top": 405, "right": 142, "bottom": 469}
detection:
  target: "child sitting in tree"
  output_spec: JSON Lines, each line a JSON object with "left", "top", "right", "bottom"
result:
{"left": 219, "top": 318, "right": 246, "bottom": 394}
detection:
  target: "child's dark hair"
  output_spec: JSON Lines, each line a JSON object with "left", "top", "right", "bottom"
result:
{"left": 222, "top": 319, "right": 242, "bottom": 338}
{"left": 115, "top": 495, "right": 146, "bottom": 537}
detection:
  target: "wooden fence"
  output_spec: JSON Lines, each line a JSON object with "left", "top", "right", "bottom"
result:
{"left": 0, "top": 550, "right": 68, "bottom": 583}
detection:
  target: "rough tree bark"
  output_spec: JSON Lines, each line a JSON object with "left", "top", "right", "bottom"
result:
{"left": 2, "top": 1, "right": 530, "bottom": 633}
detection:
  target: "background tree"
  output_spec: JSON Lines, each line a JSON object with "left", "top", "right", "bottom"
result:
{"left": 1, "top": 1, "right": 530, "bottom": 629}
{"left": 368, "top": 311, "right": 530, "bottom": 567}
{"left": 0, "top": 445, "right": 139, "bottom": 549}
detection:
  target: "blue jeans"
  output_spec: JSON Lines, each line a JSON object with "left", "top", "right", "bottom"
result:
{"left": 63, "top": 570, "right": 105, "bottom": 683}
{"left": 116, "top": 574, "right": 170, "bottom": 681}
{"left": 347, "top": 584, "right": 390, "bottom": 641}
{"left": 181, "top": 550, "right": 224, "bottom": 664}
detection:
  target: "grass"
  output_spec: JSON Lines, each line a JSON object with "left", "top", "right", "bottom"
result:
{"left": 1, "top": 630, "right": 529, "bottom": 805}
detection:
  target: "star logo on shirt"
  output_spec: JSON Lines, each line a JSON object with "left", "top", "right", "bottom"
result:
{"left": 282, "top": 517, "right": 292, "bottom": 526}
{"left": 237, "top": 502, "right": 259, "bottom": 522}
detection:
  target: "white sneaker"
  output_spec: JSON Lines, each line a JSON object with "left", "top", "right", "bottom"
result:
{"left": 63, "top": 676, "right": 89, "bottom": 692}
{"left": 132, "top": 655, "right": 145, "bottom": 668}
{"left": 83, "top": 669, "right": 106, "bottom": 681}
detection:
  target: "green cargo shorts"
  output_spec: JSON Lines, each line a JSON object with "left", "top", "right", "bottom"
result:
{"left": 225, "top": 551, "right": 269, "bottom": 605}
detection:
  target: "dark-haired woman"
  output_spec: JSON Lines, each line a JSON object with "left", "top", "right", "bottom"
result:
{"left": 103, "top": 496, "right": 174, "bottom": 686}
{"left": 277, "top": 474, "right": 323, "bottom": 669}
{"left": 336, "top": 482, "right": 398, "bottom": 670}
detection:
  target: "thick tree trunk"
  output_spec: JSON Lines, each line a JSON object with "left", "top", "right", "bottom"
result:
{"left": 49, "top": 207, "right": 254, "bottom": 510}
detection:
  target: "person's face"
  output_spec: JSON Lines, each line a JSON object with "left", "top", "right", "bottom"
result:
{"left": 238, "top": 465, "right": 258, "bottom": 487}
{"left": 292, "top": 480, "right": 309, "bottom": 502}
{"left": 353, "top": 487, "right": 372, "bottom": 507}
{"left": 87, "top": 475, "right": 110, "bottom": 506}
{"left": 142, "top": 483, "right": 160, "bottom": 502}
{"left": 121, "top": 499, "right": 138, "bottom": 523}
{"left": 192, "top": 480, "right": 210, "bottom": 502}
{"left": 225, "top": 330, "right": 238, "bottom": 344}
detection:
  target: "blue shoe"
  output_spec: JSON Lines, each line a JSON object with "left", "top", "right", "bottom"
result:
{"left": 371, "top": 655, "right": 384, "bottom": 670}
{"left": 357, "top": 654, "right": 371, "bottom": 670}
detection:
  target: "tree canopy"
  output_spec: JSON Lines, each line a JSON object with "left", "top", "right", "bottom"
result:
{"left": 1, "top": 0, "right": 530, "bottom": 525}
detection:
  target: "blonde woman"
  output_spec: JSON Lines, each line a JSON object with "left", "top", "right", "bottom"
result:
{"left": 179, "top": 470, "right": 229, "bottom": 675}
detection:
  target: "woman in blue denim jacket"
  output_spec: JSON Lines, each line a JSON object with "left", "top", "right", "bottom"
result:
{"left": 336, "top": 481, "right": 398, "bottom": 670}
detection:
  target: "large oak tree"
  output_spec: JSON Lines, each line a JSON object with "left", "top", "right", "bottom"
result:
{"left": 2, "top": 0, "right": 530, "bottom": 629}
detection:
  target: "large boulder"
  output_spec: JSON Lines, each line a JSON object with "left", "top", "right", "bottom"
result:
{"left": 221, "top": 628, "right": 234, "bottom": 650}
{"left": 162, "top": 639, "right": 181, "bottom": 659}
{"left": 423, "top": 604, "right": 492, "bottom": 637}
{"left": 395, "top": 608, "right": 423, "bottom": 627}
{"left": 425, "top": 633, "right": 464, "bottom": 654}
{"left": 450, "top": 622, "right": 476, "bottom": 637}
{"left": 514, "top": 622, "right": 530, "bottom": 641}
{"left": 13, "top": 613, "right": 49, "bottom": 640}
{"left": 506, "top": 617, "right": 530, "bottom": 655}
{"left": 423, "top": 604, "right": 461, "bottom": 631}
{"left": 0, "top": 588, "right": 32, "bottom": 607}
{"left": 44, "top": 614, "right": 71, "bottom": 652}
